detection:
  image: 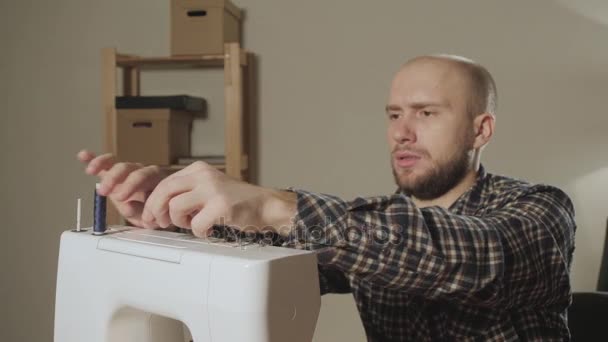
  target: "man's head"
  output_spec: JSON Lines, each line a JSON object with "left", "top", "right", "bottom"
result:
{"left": 387, "top": 55, "right": 496, "bottom": 200}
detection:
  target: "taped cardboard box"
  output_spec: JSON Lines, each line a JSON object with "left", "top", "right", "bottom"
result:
{"left": 171, "top": 0, "right": 242, "bottom": 55}
{"left": 116, "top": 109, "right": 194, "bottom": 166}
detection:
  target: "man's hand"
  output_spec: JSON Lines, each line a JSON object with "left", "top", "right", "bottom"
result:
{"left": 77, "top": 150, "right": 166, "bottom": 228}
{"left": 142, "top": 161, "right": 297, "bottom": 237}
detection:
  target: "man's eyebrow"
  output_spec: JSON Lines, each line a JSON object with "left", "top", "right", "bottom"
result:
{"left": 385, "top": 102, "right": 447, "bottom": 113}
{"left": 385, "top": 104, "right": 401, "bottom": 113}
{"left": 409, "top": 101, "right": 447, "bottom": 109}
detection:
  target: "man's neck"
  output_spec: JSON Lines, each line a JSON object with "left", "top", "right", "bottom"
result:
{"left": 413, "top": 160, "right": 481, "bottom": 209}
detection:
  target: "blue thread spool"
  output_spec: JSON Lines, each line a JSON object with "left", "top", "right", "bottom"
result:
{"left": 93, "top": 183, "right": 107, "bottom": 235}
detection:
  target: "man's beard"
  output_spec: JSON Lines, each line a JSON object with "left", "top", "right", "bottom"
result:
{"left": 392, "top": 141, "right": 473, "bottom": 200}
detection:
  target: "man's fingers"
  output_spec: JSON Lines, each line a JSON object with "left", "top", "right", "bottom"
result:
{"left": 114, "top": 201, "right": 145, "bottom": 222}
{"left": 190, "top": 201, "right": 226, "bottom": 238}
{"left": 158, "top": 161, "right": 214, "bottom": 185}
{"left": 98, "top": 163, "right": 141, "bottom": 196}
{"left": 85, "top": 153, "right": 116, "bottom": 176}
{"left": 77, "top": 150, "right": 96, "bottom": 163}
{"left": 145, "top": 161, "right": 217, "bottom": 208}
{"left": 139, "top": 162, "right": 206, "bottom": 224}
{"left": 168, "top": 191, "right": 204, "bottom": 229}
{"left": 143, "top": 174, "right": 200, "bottom": 228}
{"left": 112, "top": 165, "right": 157, "bottom": 201}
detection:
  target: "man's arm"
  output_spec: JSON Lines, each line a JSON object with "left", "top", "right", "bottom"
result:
{"left": 137, "top": 161, "right": 574, "bottom": 309}
{"left": 264, "top": 191, "right": 352, "bottom": 295}
{"left": 318, "top": 265, "right": 352, "bottom": 295}
{"left": 281, "top": 186, "right": 575, "bottom": 309}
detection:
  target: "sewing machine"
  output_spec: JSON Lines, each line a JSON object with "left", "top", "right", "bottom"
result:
{"left": 54, "top": 227, "right": 321, "bottom": 341}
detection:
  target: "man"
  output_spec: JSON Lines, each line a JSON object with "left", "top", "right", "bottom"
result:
{"left": 78, "top": 55, "right": 576, "bottom": 340}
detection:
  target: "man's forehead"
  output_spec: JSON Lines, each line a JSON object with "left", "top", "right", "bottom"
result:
{"left": 396, "top": 58, "right": 467, "bottom": 85}
{"left": 390, "top": 58, "right": 470, "bottom": 104}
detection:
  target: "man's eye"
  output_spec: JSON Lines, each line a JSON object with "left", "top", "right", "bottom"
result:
{"left": 388, "top": 113, "right": 400, "bottom": 120}
{"left": 421, "top": 110, "right": 433, "bottom": 117}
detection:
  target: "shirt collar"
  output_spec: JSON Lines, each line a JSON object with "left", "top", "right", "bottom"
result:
{"left": 448, "top": 164, "right": 488, "bottom": 212}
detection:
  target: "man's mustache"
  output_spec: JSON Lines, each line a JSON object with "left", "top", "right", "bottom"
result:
{"left": 391, "top": 146, "right": 429, "bottom": 157}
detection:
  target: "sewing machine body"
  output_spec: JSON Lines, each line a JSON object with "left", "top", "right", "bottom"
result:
{"left": 54, "top": 227, "right": 321, "bottom": 341}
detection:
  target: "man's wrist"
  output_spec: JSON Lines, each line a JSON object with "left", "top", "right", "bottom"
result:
{"left": 262, "top": 189, "right": 297, "bottom": 237}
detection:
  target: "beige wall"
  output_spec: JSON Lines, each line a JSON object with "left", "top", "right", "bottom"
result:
{"left": 2, "top": 0, "right": 608, "bottom": 341}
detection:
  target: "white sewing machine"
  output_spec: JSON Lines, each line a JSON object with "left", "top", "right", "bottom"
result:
{"left": 54, "top": 227, "right": 321, "bottom": 341}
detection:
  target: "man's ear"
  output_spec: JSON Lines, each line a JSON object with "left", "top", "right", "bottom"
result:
{"left": 472, "top": 113, "right": 495, "bottom": 150}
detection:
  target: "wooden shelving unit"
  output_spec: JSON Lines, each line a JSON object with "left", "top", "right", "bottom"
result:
{"left": 101, "top": 42, "right": 251, "bottom": 224}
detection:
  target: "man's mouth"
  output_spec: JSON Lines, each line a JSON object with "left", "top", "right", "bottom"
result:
{"left": 394, "top": 151, "right": 422, "bottom": 168}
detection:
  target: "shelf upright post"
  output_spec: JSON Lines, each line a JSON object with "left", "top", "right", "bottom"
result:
{"left": 224, "top": 42, "right": 244, "bottom": 180}
{"left": 101, "top": 47, "right": 122, "bottom": 225}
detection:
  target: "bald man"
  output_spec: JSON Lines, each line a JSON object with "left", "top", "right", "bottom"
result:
{"left": 79, "top": 55, "right": 576, "bottom": 341}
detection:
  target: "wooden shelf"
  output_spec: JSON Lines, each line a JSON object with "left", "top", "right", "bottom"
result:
{"left": 102, "top": 43, "right": 250, "bottom": 225}
{"left": 162, "top": 164, "right": 225, "bottom": 172}
{"left": 115, "top": 51, "right": 248, "bottom": 69}
{"left": 161, "top": 155, "right": 248, "bottom": 173}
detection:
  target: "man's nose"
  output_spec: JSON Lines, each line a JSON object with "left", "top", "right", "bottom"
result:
{"left": 392, "top": 115, "right": 417, "bottom": 144}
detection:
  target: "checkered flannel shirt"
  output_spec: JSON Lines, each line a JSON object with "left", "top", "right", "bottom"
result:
{"left": 283, "top": 165, "right": 576, "bottom": 341}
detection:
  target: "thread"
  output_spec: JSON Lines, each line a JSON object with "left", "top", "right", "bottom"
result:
{"left": 93, "top": 183, "right": 107, "bottom": 235}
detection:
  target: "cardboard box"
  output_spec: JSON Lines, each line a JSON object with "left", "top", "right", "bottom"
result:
{"left": 171, "top": 0, "right": 242, "bottom": 55}
{"left": 116, "top": 109, "right": 194, "bottom": 166}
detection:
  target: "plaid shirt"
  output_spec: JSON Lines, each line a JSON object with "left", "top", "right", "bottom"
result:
{"left": 283, "top": 165, "right": 576, "bottom": 341}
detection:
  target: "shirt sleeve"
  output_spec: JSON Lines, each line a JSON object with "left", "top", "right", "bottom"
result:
{"left": 318, "top": 265, "right": 352, "bottom": 295}
{"left": 282, "top": 186, "right": 576, "bottom": 309}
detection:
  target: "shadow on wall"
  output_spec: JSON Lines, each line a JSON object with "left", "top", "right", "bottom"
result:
{"left": 464, "top": 1, "right": 608, "bottom": 291}
{"left": 433, "top": 0, "right": 608, "bottom": 185}
{"left": 473, "top": 1, "right": 608, "bottom": 290}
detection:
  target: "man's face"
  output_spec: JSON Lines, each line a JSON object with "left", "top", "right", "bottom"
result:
{"left": 387, "top": 60, "right": 476, "bottom": 199}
